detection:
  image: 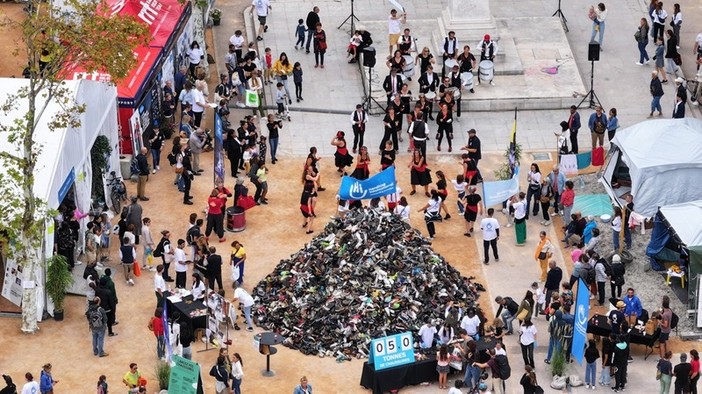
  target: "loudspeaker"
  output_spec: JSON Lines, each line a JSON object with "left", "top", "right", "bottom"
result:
{"left": 588, "top": 42, "right": 600, "bottom": 61}
{"left": 363, "top": 46, "right": 376, "bottom": 68}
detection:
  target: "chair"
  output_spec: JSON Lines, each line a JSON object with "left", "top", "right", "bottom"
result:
{"left": 666, "top": 269, "right": 686, "bottom": 288}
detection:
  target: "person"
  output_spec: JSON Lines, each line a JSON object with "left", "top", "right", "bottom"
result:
{"left": 651, "top": 1, "right": 667, "bottom": 40}
{"left": 230, "top": 240, "right": 246, "bottom": 286}
{"left": 519, "top": 365, "right": 539, "bottom": 394}
{"left": 671, "top": 4, "right": 683, "bottom": 47}
{"left": 623, "top": 287, "right": 643, "bottom": 325}
{"left": 230, "top": 352, "right": 243, "bottom": 394}
{"left": 473, "top": 349, "right": 506, "bottom": 394}
{"left": 525, "top": 163, "right": 542, "bottom": 219}
{"left": 387, "top": 9, "right": 406, "bottom": 56}
{"left": 657, "top": 295, "right": 674, "bottom": 359}
{"left": 209, "top": 355, "right": 230, "bottom": 394}
{"left": 293, "top": 376, "right": 312, "bottom": 394}
{"left": 594, "top": 255, "right": 608, "bottom": 305}
{"left": 140, "top": 218, "right": 155, "bottom": 271}
{"left": 611, "top": 334, "right": 629, "bottom": 392}
{"left": 691, "top": 349, "right": 700, "bottom": 394}
{"left": 512, "top": 192, "right": 527, "bottom": 246}
{"left": 409, "top": 149, "right": 432, "bottom": 196}
{"left": 232, "top": 283, "right": 254, "bottom": 331}
{"left": 398, "top": 28, "right": 413, "bottom": 55}
{"left": 566, "top": 105, "right": 581, "bottom": 154}
{"left": 674, "top": 353, "right": 692, "bottom": 394}
{"left": 442, "top": 31, "right": 459, "bottom": 77}
{"left": 461, "top": 186, "right": 482, "bottom": 237}
{"left": 449, "top": 380, "right": 464, "bottom": 394}
{"left": 478, "top": 34, "right": 496, "bottom": 86}
{"left": 133, "top": 147, "right": 151, "bottom": 201}
{"left": 606, "top": 107, "right": 620, "bottom": 142}
{"left": 95, "top": 375, "right": 108, "bottom": 394}
{"left": 418, "top": 189, "right": 442, "bottom": 239}
{"left": 460, "top": 308, "right": 481, "bottom": 339}
{"left": 312, "top": 23, "right": 327, "bottom": 68}
{"left": 122, "top": 363, "right": 142, "bottom": 392}
{"left": 519, "top": 318, "right": 536, "bottom": 368}
{"left": 673, "top": 94, "right": 685, "bottom": 118}
{"left": 609, "top": 300, "right": 626, "bottom": 335}
{"left": 118, "top": 237, "right": 136, "bottom": 286}
{"left": 174, "top": 238, "right": 191, "bottom": 289}
{"left": 435, "top": 103, "right": 453, "bottom": 152}
{"left": 480, "top": 208, "right": 500, "bottom": 264}
{"left": 653, "top": 37, "right": 668, "bottom": 83}
{"left": 147, "top": 307, "right": 165, "bottom": 360}
{"left": 205, "top": 189, "right": 228, "bottom": 243}
{"left": 292, "top": 62, "right": 303, "bottom": 102}
{"left": 437, "top": 345, "right": 450, "bottom": 389}
{"left": 659, "top": 350, "right": 674, "bottom": 394}
{"left": 272, "top": 52, "right": 293, "bottom": 105}
{"left": 331, "top": 131, "right": 353, "bottom": 174}
{"left": 544, "top": 260, "right": 562, "bottom": 303}
{"left": 636, "top": 18, "right": 651, "bottom": 65}
{"left": 21, "top": 373, "right": 39, "bottom": 394}
{"left": 187, "top": 41, "right": 204, "bottom": 78}
{"left": 304, "top": 7, "right": 320, "bottom": 54}
{"left": 85, "top": 297, "right": 108, "bottom": 357}
{"left": 294, "top": 18, "right": 306, "bottom": 50}
{"left": 532, "top": 231, "right": 553, "bottom": 282}
{"left": 417, "top": 319, "right": 437, "bottom": 349}
{"left": 665, "top": 29, "right": 680, "bottom": 77}
{"left": 383, "top": 68, "right": 403, "bottom": 107}
{"left": 251, "top": 0, "right": 271, "bottom": 41}
{"left": 589, "top": 3, "right": 607, "bottom": 47}
{"left": 39, "top": 363, "right": 57, "bottom": 394}
{"left": 597, "top": 334, "right": 613, "bottom": 387}
{"left": 191, "top": 272, "right": 206, "bottom": 302}
{"left": 350, "top": 104, "right": 368, "bottom": 153}
{"left": 588, "top": 105, "right": 607, "bottom": 151}
{"left": 584, "top": 338, "right": 599, "bottom": 389}
{"left": 495, "top": 295, "right": 519, "bottom": 335}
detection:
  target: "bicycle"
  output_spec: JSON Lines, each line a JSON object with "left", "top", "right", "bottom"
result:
{"left": 106, "top": 171, "right": 127, "bottom": 213}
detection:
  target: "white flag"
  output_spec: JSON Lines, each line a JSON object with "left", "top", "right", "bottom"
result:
{"left": 388, "top": 0, "right": 404, "bottom": 12}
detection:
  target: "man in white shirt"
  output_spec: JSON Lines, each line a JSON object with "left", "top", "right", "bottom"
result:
{"left": 417, "top": 320, "right": 437, "bottom": 349}
{"left": 233, "top": 283, "right": 255, "bottom": 331}
{"left": 251, "top": 0, "right": 271, "bottom": 41}
{"left": 460, "top": 309, "right": 481, "bottom": 338}
{"left": 154, "top": 264, "right": 167, "bottom": 308}
{"left": 387, "top": 8, "right": 405, "bottom": 56}
{"left": 480, "top": 208, "right": 500, "bottom": 265}
{"left": 174, "top": 239, "right": 189, "bottom": 289}
{"left": 350, "top": 104, "right": 368, "bottom": 153}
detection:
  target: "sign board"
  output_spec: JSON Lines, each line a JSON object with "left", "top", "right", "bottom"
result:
{"left": 369, "top": 331, "right": 415, "bottom": 370}
{"left": 168, "top": 355, "right": 200, "bottom": 394}
{"left": 57, "top": 167, "right": 76, "bottom": 203}
{"left": 1, "top": 257, "right": 23, "bottom": 306}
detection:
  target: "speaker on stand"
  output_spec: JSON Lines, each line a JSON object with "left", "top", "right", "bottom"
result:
{"left": 578, "top": 41, "right": 602, "bottom": 108}
{"left": 361, "top": 47, "right": 384, "bottom": 114}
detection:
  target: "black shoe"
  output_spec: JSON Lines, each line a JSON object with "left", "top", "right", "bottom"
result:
{"left": 306, "top": 50, "right": 310, "bottom": 54}
{"left": 139, "top": 197, "right": 150, "bottom": 201}
{"left": 165, "top": 278, "right": 175, "bottom": 282}
{"left": 184, "top": 201, "right": 194, "bottom": 205}
{"left": 257, "top": 36, "right": 263, "bottom": 41}
{"left": 108, "top": 332, "right": 117, "bottom": 337}
{"left": 288, "top": 99, "right": 292, "bottom": 105}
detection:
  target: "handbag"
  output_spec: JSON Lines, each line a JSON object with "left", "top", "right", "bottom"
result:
{"left": 231, "top": 264, "right": 241, "bottom": 282}
{"left": 517, "top": 308, "right": 528, "bottom": 321}
{"left": 534, "top": 385, "right": 545, "bottom": 394}
{"left": 634, "top": 30, "right": 642, "bottom": 42}
{"left": 538, "top": 251, "right": 548, "bottom": 260}
{"left": 133, "top": 262, "right": 141, "bottom": 277}
{"left": 674, "top": 53, "right": 682, "bottom": 66}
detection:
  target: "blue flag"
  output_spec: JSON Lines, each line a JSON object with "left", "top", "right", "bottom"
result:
{"left": 572, "top": 278, "right": 590, "bottom": 365}
{"left": 338, "top": 166, "right": 397, "bottom": 200}
{"left": 213, "top": 113, "right": 225, "bottom": 184}
{"left": 482, "top": 166, "right": 520, "bottom": 207}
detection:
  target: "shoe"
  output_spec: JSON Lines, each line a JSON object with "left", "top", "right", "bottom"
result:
{"left": 644, "top": 59, "right": 650, "bottom": 64}
{"left": 444, "top": 214, "right": 451, "bottom": 220}
{"left": 348, "top": 59, "right": 357, "bottom": 63}
{"left": 448, "top": 146, "right": 452, "bottom": 152}
{"left": 352, "top": 148, "right": 357, "bottom": 154}
{"left": 296, "top": 98, "right": 300, "bottom": 103}
{"left": 590, "top": 295, "right": 595, "bottom": 300}
{"left": 635, "top": 62, "right": 643, "bottom": 66}
{"left": 464, "top": 233, "right": 471, "bottom": 237}
{"left": 495, "top": 258, "right": 499, "bottom": 262}
{"left": 321, "top": 65, "right": 324, "bottom": 68}
{"left": 156, "top": 166, "right": 160, "bottom": 170}
{"left": 289, "top": 99, "right": 292, "bottom": 105}
{"left": 410, "top": 190, "right": 416, "bottom": 195}
{"left": 300, "top": 97, "right": 304, "bottom": 101}
{"left": 294, "top": 45, "right": 298, "bottom": 50}
{"left": 165, "top": 278, "right": 174, "bottom": 282}
{"left": 197, "top": 169, "right": 204, "bottom": 173}
{"left": 99, "top": 353, "right": 109, "bottom": 357}
{"left": 544, "top": 220, "right": 552, "bottom": 226}
{"left": 142, "top": 265, "right": 148, "bottom": 269}
{"left": 506, "top": 223, "right": 512, "bottom": 227}
{"left": 437, "top": 146, "right": 441, "bottom": 151}
{"left": 152, "top": 169, "right": 157, "bottom": 174}
{"left": 257, "top": 36, "right": 263, "bottom": 41}
{"left": 539, "top": 220, "right": 545, "bottom": 225}
{"left": 184, "top": 201, "right": 194, "bottom": 205}
{"left": 306, "top": 50, "right": 310, "bottom": 54}
{"left": 236, "top": 102, "right": 245, "bottom": 108}
{"left": 484, "top": 261, "right": 489, "bottom": 265}
{"left": 470, "top": 89, "right": 475, "bottom": 93}
{"left": 113, "top": 321, "right": 119, "bottom": 325}
{"left": 551, "top": 212, "right": 558, "bottom": 217}
{"left": 490, "top": 81, "right": 495, "bottom": 86}
{"left": 128, "top": 279, "right": 134, "bottom": 285}
{"left": 306, "top": 230, "right": 314, "bottom": 234}
{"left": 260, "top": 199, "right": 268, "bottom": 205}
{"left": 247, "top": 326, "right": 254, "bottom": 331}
{"left": 662, "top": 80, "right": 668, "bottom": 84}
{"left": 139, "top": 197, "right": 150, "bottom": 201}
{"left": 586, "top": 385, "right": 590, "bottom": 389}
{"left": 149, "top": 267, "right": 156, "bottom": 272}
{"left": 425, "top": 192, "right": 431, "bottom": 197}
{"left": 264, "top": 25, "right": 268, "bottom": 32}
{"left": 544, "top": 359, "right": 551, "bottom": 364}
{"left": 318, "top": 187, "right": 326, "bottom": 191}
{"left": 108, "top": 332, "right": 117, "bottom": 337}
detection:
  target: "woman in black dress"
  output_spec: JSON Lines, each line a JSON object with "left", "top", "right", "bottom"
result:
{"left": 408, "top": 149, "right": 432, "bottom": 196}
{"left": 415, "top": 46, "right": 435, "bottom": 75}
{"left": 300, "top": 183, "right": 315, "bottom": 234}
{"left": 331, "top": 131, "right": 353, "bottom": 174}
{"left": 435, "top": 170, "right": 451, "bottom": 220}
{"left": 313, "top": 23, "right": 327, "bottom": 68}
{"left": 380, "top": 140, "right": 396, "bottom": 170}
{"left": 399, "top": 83, "right": 413, "bottom": 126}
{"left": 519, "top": 365, "right": 540, "bottom": 394}
{"left": 304, "top": 146, "right": 325, "bottom": 191}
{"left": 461, "top": 186, "right": 483, "bottom": 236}
{"left": 386, "top": 50, "right": 406, "bottom": 73}
{"left": 350, "top": 146, "right": 370, "bottom": 180}
{"left": 416, "top": 93, "right": 432, "bottom": 122}
{"left": 436, "top": 103, "right": 453, "bottom": 152}
{"left": 380, "top": 106, "right": 401, "bottom": 153}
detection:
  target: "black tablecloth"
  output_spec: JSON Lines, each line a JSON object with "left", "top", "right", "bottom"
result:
{"left": 587, "top": 315, "right": 657, "bottom": 347}
{"left": 164, "top": 292, "right": 207, "bottom": 330}
{"left": 360, "top": 358, "right": 438, "bottom": 394}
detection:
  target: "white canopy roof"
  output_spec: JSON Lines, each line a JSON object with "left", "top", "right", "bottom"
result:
{"left": 659, "top": 201, "right": 702, "bottom": 247}
{"left": 605, "top": 118, "right": 702, "bottom": 217}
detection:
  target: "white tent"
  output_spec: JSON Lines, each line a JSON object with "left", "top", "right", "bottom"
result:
{"left": 659, "top": 201, "right": 702, "bottom": 247}
{"left": 0, "top": 79, "right": 120, "bottom": 319}
{"left": 600, "top": 118, "right": 702, "bottom": 217}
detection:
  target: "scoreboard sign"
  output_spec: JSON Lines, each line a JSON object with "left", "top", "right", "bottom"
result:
{"left": 369, "top": 332, "right": 415, "bottom": 370}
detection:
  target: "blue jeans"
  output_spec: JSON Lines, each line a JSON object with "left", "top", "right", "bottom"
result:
{"left": 463, "top": 365, "right": 481, "bottom": 389}
{"left": 638, "top": 40, "right": 649, "bottom": 63}
{"left": 92, "top": 328, "right": 106, "bottom": 355}
{"left": 456, "top": 191, "right": 465, "bottom": 214}
{"left": 590, "top": 21, "right": 605, "bottom": 46}
{"left": 600, "top": 365, "right": 611, "bottom": 385}
{"left": 501, "top": 310, "right": 516, "bottom": 334}
{"left": 612, "top": 229, "right": 620, "bottom": 252}
{"left": 269, "top": 138, "right": 279, "bottom": 161}
{"left": 651, "top": 96, "right": 662, "bottom": 113}
{"left": 305, "top": 28, "right": 314, "bottom": 51}
{"left": 243, "top": 305, "right": 253, "bottom": 329}
{"left": 585, "top": 361, "right": 597, "bottom": 385}
{"left": 547, "top": 336, "right": 561, "bottom": 361}
{"left": 151, "top": 148, "right": 161, "bottom": 168}
{"left": 156, "top": 335, "right": 165, "bottom": 359}
{"left": 232, "top": 377, "right": 242, "bottom": 394}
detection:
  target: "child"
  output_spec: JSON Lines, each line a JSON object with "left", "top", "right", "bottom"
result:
{"left": 451, "top": 174, "right": 467, "bottom": 215}
{"left": 256, "top": 163, "right": 269, "bottom": 204}
{"left": 448, "top": 379, "right": 464, "bottom": 394}
{"left": 584, "top": 338, "right": 600, "bottom": 389}
{"left": 294, "top": 19, "right": 305, "bottom": 50}
{"left": 347, "top": 30, "right": 362, "bottom": 63}
{"left": 263, "top": 47, "right": 273, "bottom": 85}
{"left": 532, "top": 281, "right": 546, "bottom": 317}
{"left": 275, "top": 82, "right": 286, "bottom": 117}
{"left": 293, "top": 62, "right": 303, "bottom": 102}
{"left": 242, "top": 147, "right": 254, "bottom": 174}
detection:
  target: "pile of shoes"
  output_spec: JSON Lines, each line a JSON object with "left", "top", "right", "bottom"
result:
{"left": 252, "top": 209, "right": 485, "bottom": 359}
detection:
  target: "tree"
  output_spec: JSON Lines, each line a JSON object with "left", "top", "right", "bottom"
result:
{"left": 0, "top": 0, "right": 149, "bottom": 333}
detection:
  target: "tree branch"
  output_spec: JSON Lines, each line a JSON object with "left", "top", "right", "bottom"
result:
{"left": 0, "top": 151, "right": 23, "bottom": 165}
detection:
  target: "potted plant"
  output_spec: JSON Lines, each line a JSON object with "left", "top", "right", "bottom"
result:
{"left": 155, "top": 360, "right": 170, "bottom": 390}
{"left": 210, "top": 8, "right": 222, "bottom": 26}
{"left": 45, "top": 255, "right": 74, "bottom": 321}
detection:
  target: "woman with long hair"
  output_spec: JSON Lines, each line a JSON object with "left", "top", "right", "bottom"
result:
{"left": 300, "top": 183, "right": 316, "bottom": 234}
{"left": 230, "top": 353, "right": 244, "bottom": 394}
{"left": 350, "top": 146, "right": 371, "bottom": 180}
{"left": 589, "top": 3, "right": 607, "bottom": 47}
{"left": 435, "top": 170, "right": 451, "bottom": 220}
{"left": 519, "top": 364, "right": 539, "bottom": 394}
{"left": 272, "top": 52, "right": 293, "bottom": 104}
{"left": 691, "top": 349, "right": 700, "bottom": 394}
{"left": 517, "top": 290, "right": 535, "bottom": 324}
{"left": 331, "top": 131, "right": 353, "bottom": 174}
{"left": 461, "top": 186, "right": 483, "bottom": 237}
{"left": 417, "top": 189, "right": 442, "bottom": 239}
{"left": 386, "top": 49, "right": 406, "bottom": 73}
{"left": 636, "top": 18, "right": 651, "bottom": 65}
{"left": 191, "top": 272, "right": 206, "bottom": 302}
{"left": 526, "top": 163, "right": 542, "bottom": 220}
{"left": 671, "top": 3, "right": 682, "bottom": 47}
{"left": 230, "top": 241, "right": 246, "bottom": 286}
{"left": 535, "top": 231, "right": 553, "bottom": 282}
{"left": 664, "top": 29, "right": 680, "bottom": 77}
{"left": 519, "top": 318, "right": 537, "bottom": 368}
{"left": 436, "top": 344, "right": 450, "bottom": 389}
{"left": 187, "top": 41, "right": 204, "bottom": 78}
{"left": 393, "top": 196, "right": 410, "bottom": 223}
{"left": 651, "top": 2, "right": 667, "bottom": 40}
{"left": 409, "top": 149, "right": 432, "bottom": 196}
{"left": 435, "top": 103, "right": 453, "bottom": 152}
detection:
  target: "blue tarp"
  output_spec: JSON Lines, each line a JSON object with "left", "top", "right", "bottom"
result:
{"left": 646, "top": 214, "right": 674, "bottom": 271}
{"left": 572, "top": 194, "right": 613, "bottom": 218}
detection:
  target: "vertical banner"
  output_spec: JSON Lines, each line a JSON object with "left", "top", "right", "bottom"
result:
{"left": 572, "top": 278, "right": 590, "bottom": 365}
{"left": 162, "top": 297, "right": 172, "bottom": 361}
{"left": 214, "top": 113, "right": 224, "bottom": 184}
{"left": 129, "top": 111, "right": 143, "bottom": 155}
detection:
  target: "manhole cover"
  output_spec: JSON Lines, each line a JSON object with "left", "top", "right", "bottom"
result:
{"left": 531, "top": 152, "right": 551, "bottom": 161}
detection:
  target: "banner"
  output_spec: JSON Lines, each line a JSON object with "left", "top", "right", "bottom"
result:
{"left": 338, "top": 166, "right": 396, "bottom": 201}
{"left": 482, "top": 167, "right": 520, "bottom": 207}
{"left": 214, "top": 113, "right": 224, "bottom": 184}
{"left": 559, "top": 154, "right": 578, "bottom": 175}
{"left": 370, "top": 332, "right": 414, "bottom": 370}
{"left": 129, "top": 111, "right": 143, "bottom": 155}
{"left": 1, "top": 257, "right": 23, "bottom": 306}
{"left": 572, "top": 278, "right": 590, "bottom": 365}
{"left": 168, "top": 355, "right": 200, "bottom": 394}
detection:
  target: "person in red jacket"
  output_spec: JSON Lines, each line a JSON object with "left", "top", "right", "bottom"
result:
{"left": 148, "top": 307, "right": 166, "bottom": 360}
{"left": 206, "top": 188, "right": 229, "bottom": 242}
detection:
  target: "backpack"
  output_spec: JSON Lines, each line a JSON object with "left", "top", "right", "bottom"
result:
{"left": 583, "top": 267, "right": 596, "bottom": 284}
{"left": 670, "top": 311, "right": 679, "bottom": 330}
{"left": 186, "top": 226, "right": 200, "bottom": 246}
{"left": 167, "top": 152, "right": 177, "bottom": 166}
{"left": 495, "top": 354, "right": 511, "bottom": 380}
{"left": 129, "top": 157, "right": 139, "bottom": 175}
{"left": 153, "top": 239, "right": 165, "bottom": 258}
{"left": 88, "top": 306, "right": 104, "bottom": 329}
{"left": 598, "top": 258, "right": 612, "bottom": 277}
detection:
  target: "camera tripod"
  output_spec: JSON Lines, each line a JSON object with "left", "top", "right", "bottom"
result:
{"left": 337, "top": 0, "right": 359, "bottom": 35}
{"left": 552, "top": 0, "right": 569, "bottom": 32}
{"left": 577, "top": 60, "right": 602, "bottom": 109}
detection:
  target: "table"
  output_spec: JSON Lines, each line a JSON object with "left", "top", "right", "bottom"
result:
{"left": 360, "top": 357, "right": 438, "bottom": 394}
{"left": 259, "top": 332, "right": 285, "bottom": 377}
{"left": 164, "top": 291, "right": 207, "bottom": 331}
{"left": 475, "top": 337, "right": 497, "bottom": 363}
{"left": 587, "top": 315, "right": 659, "bottom": 360}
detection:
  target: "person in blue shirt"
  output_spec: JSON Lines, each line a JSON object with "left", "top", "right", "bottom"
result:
{"left": 623, "top": 287, "right": 643, "bottom": 321}
{"left": 582, "top": 216, "right": 598, "bottom": 245}
{"left": 39, "top": 363, "right": 57, "bottom": 394}
{"left": 606, "top": 107, "right": 619, "bottom": 142}
{"left": 293, "top": 375, "right": 312, "bottom": 394}
{"left": 588, "top": 105, "right": 608, "bottom": 151}
{"left": 547, "top": 165, "right": 566, "bottom": 216}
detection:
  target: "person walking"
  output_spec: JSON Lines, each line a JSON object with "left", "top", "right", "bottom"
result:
{"left": 209, "top": 355, "right": 230, "bottom": 394}
{"left": 119, "top": 238, "right": 136, "bottom": 286}
{"left": 674, "top": 353, "right": 692, "bottom": 394}
{"left": 519, "top": 365, "right": 539, "bottom": 394}
{"left": 519, "top": 318, "right": 537, "bottom": 368}
{"left": 125, "top": 197, "right": 143, "bottom": 245}
{"left": 418, "top": 189, "right": 442, "bottom": 239}
{"left": 387, "top": 9, "right": 406, "bottom": 56}
{"left": 538, "top": 177, "right": 553, "bottom": 225}
{"left": 534, "top": 231, "right": 554, "bottom": 282}
{"left": 148, "top": 307, "right": 166, "bottom": 360}
{"left": 650, "top": 70, "right": 665, "bottom": 117}
{"left": 636, "top": 18, "right": 651, "bottom": 65}
{"left": 85, "top": 297, "right": 108, "bottom": 357}
{"left": 659, "top": 350, "right": 674, "bottom": 394}
{"left": 589, "top": 3, "right": 607, "bottom": 47}
{"left": 252, "top": 0, "right": 271, "bottom": 41}
{"left": 584, "top": 338, "right": 600, "bottom": 389}
{"left": 312, "top": 23, "right": 327, "bottom": 68}
{"left": 480, "top": 208, "right": 500, "bottom": 264}
{"left": 230, "top": 353, "right": 244, "bottom": 394}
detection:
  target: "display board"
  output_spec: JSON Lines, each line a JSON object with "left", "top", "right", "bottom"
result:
{"left": 369, "top": 332, "right": 415, "bottom": 370}
{"left": 1, "top": 257, "right": 23, "bottom": 306}
{"left": 168, "top": 355, "right": 200, "bottom": 394}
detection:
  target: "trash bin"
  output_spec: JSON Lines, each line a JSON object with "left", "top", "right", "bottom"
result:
{"left": 226, "top": 206, "right": 246, "bottom": 232}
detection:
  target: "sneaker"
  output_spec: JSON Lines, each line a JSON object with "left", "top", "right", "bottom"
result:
{"left": 559, "top": 210, "right": 564, "bottom": 216}
{"left": 544, "top": 220, "right": 552, "bottom": 226}
{"left": 149, "top": 267, "right": 157, "bottom": 272}
{"left": 506, "top": 223, "right": 513, "bottom": 227}
{"left": 152, "top": 169, "right": 157, "bottom": 174}
{"left": 551, "top": 212, "right": 558, "bottom": 217}
{"left": 635, "top": 62, "right": 643, "bottom": 66}
{"left": 644, "top": 59, "right": 650, "bottom": 64}
{"left": 502, "top": 208, "right": 509, "bottom": 215}
{"left": 490, "top": 80, "right": 495, "bottom": 86}
{"left": 593, "top": 387, "right": 596, "bottom": 391}
{"left": 586, "top": 385, "right": 590, "bottom": 389}
{"left": 589, "top": 295, "right": 595, "bottom": 300}
{"left": 539, "top": 220, "right": 545, "bottom": 225}
{"left": 128, "top": 279, "right": 135, "bottom": 285}
{"left": 247, "top": 327, "right": 253, "bottom": 332}
{"left": 236, "top": 102, "right": 246, "bottom": 108}
{"left": 156, "top": 166, "right": 160, "bottom": 170}
{"left": 99, "top": 353, "right": 109, "bottom": 357}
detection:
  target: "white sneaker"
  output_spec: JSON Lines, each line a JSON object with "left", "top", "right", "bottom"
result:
{"left": 152, "top": 169, "right": 157, "bottom": 174}
{"left": 644, "top": 59, "right": 651, "bottom": 65}
{"left": 75, "top": 261, "right": 83, "bottom": 266}
{"left": 236, "top": 102, "right": 246, "bottom": 108}
{"left": 128, "top": 279, "right": 135, "bottom": 285}
{"left": 586, "top": 385, "right": 590, "bottom": 389}
{"left": 502, "top": 208, "right": 509, "bottom": 215}
{"left": 156, "top": 166, "right": 160, "bottom": 170}
{"left": 551, "top": 212, "right": 558, "bottom": 217}
{"left": 539, "top": 220, "right": 545, "bottom": 225}
{"left": 149, "top": 267, "right": 157, "bottom": 272}
{"left": 589, "top": 295, "right": 595, "bottom": 300}
{"left": 506, "top": 223, "right": 513, "bottom": 228}
{"left": 592, "top": 386, "right": 596, "bottom": 390}
{"left": 544, "top": 220, "right": 552, "bottom": 226}
{"left": 635, "top": 62, "right": 643, "bottom": 66}
{"left": 490, "top": 80, "right": 496, "bottom": 86}
{"left": 559, "top": 210, "right": 564, "bottom": 216}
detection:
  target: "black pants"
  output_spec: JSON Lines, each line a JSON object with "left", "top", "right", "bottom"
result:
{"left": 456, "top": 98, "right": 462, "bottom": 117}
{"left": 58, "top": 248, "right": 75, "bottom": 269}
{"left": 314, "top": 50, "right": 325, "bottom": 66}
{"left": 413, "top": 139, "right": 427, "bottom": 158}
{"left": 208, "top": 272, "right": 223, "bottom": 291}
{"left": 597, "top": 281, "right": 606, "bottom": 305}
{"left": 540, "top": 201, "right": 550, "bottom": 221}
{"left": 526, "top": 187, "right": 541, "bottom": 218}
{"left": 193, "top": 111, "right": 203, "bottom": 128}
{"left": 352, "top": 125, "right": 365, "bottom": 150}
{"left": 652, "top": 22, "right": 665, "bottom": 41}
{"left": 182, "top": 175, "right": 192, "bottom": 202}
{"left": 692, "top": 375, "right": 700, "bottom": 394}
{"left": 176, "top": 271, "right": 187, "bottom": 289}
{"left": 295, "top": 82, "right": 302, "bottom": 99}
{"left": 423, "top": 101, "right": 434, "bottom": 120}
{"left": 614, "top": 363, "right": 627, "bottom": 389}
{"left": 483, "top": 239, "right": 498, "bottom": 263}
{"left": 520, "top": 343, "right": 535, "bottom": 368}
{"left": 380, "top": 129, "right": 399, "bottom": 152}
{"left": 161, "top": 256, "right": 172, "bottom": 280}
{"left": 156, "top": 291, "right": 163, "bottom": 309}
{"left": 106, "top": 309, "right": 115, "bottom": 335}
{"left": 437, "top": 124, "right": 452, "bottom": 148}
{"left": 569, "top": 129, "right": 579, "bottom": 154}
{"left": 253, "top": 180, "right": 263, "bottom": 202}
{"left": 426, "top": 221, "right": 436, "bottom": 237}
{"left": 205, "top": 213, "right": 224, "bottom": 239}
{"left": 229, "top": 157, "right": 239, "bottom": 177}
{"left": 610, "top": 281, "right": 623, "bottom": 298}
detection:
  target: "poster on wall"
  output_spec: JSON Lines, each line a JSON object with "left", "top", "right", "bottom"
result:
{"left": 129, "top": 111, "right": 143, "bottom": 155}
{"left": 176, "top": 15, "right": 194, "bottom": 72}
{"left": 2, "top": 258, "right": 23, "bottom": 306}
{"left": 150, "top": 79, "right": 162, "bottom": 127}
{"left": 161, "top": 50, "right": 176, "bottom": 88}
